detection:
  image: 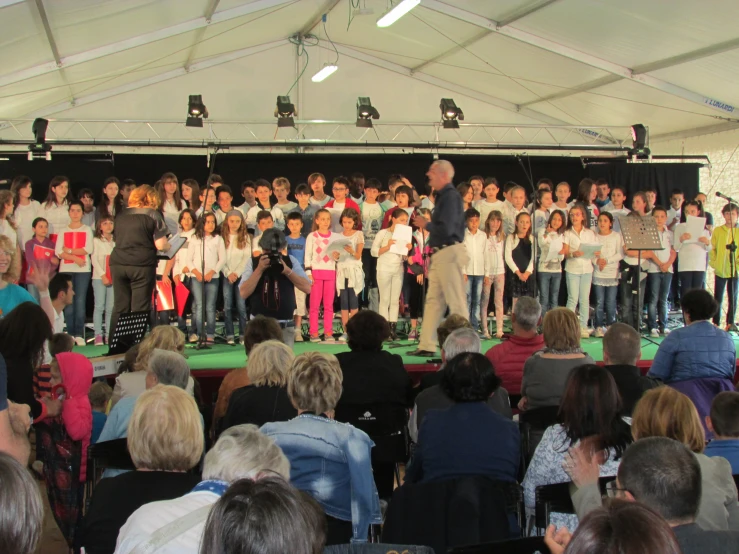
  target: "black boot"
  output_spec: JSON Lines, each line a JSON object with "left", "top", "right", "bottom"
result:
{"left": 389, "top": 322, "right": 398, "bottom": 341}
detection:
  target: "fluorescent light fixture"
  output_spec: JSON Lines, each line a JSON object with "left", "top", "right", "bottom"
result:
{"left": 311, "top": 63, "right": 338, "bottom": 82}
{"left": 377, "top": 0, "right": 420, "bottom": 27}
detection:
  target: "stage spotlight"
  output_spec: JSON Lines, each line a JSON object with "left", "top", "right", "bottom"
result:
{"left": 356, "top": 97, "right": 380, "bottom": 128}
{"left": 440, "top": 98, "right": 464, "bottom": 129}
{"left": 377, "top": 0, "right": 420, "bottom": 27}
{"left": 629, "top": 123, "right": 650, "bottom": 157}
{"left": 275, "top": 95, "right": 296, "bottom": 128}
{"left": 186, "top": 95, "right": 208, "bottom": 128}
{"left": 28, "top": 118, "right": 52, "bottom": 160}
{"left": 32, "top": 118, "right": 48, "bottom": 144}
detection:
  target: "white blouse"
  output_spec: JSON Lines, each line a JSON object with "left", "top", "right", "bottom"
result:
{"left": 564, "top": 227, "right": 598, "bottom": 275}
{"left": 54, "top": 224, "right": 94, "bottom": 273}
{"left": 674, "top": 223, "right": 710, "bottom": 273}
{"left": 371, "top": 228, "right": 408, "bottom": 273}
{"left": 186, "top": 234, "right": 226, "bottom": 276}
{"left": 222, "top": 234, "right": 252, "bottom": 278}
{"left": 463, "top": 229, "right": 487, "bottom": 276}
{"left": 91, "top": 237, "right": 115, "bottom": 280}
{"left": 483, "top": 235, "right": 506, "bottom": 276}
{"left": 594, "top": 231, "right": 624, "bottom": 281}
{"left": 537, "top": 229, "right": 565, "bottom": 273}
{"left": 14, "top": 200, "right": 40, "bottom": 249}
{"left": 38, "top": 202, "right": 71, "bottom": 236}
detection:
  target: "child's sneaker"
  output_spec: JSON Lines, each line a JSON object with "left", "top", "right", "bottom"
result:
{"left": 189, "top": 333, "right": 198, "bottom": 343}
{"left": 663, "top": 328, "right": 671, "bottom": 336}
{"left": 594, "top": 327, "right": 605, "bottom": 338}
{"left": 294, "top": 329, "right": 304, "bottom": 342}
{"left": 650, "top": 328, "right": 660, "bottom": 338}
{"left": 310, "top": 335, "right": 321, "bottom": 343}
{"left": 94, "top": 335, "right": 104, "bottom": 346}
{"left": 227, "top": 336, "right": 235, "bottom": 345}
{"left": 407, "top": 330, "right": 418, "bottom": 340}
{"left": 580, "top": 328, "right": 592, "bottom": 339}
{"left": 338, "top": 333, "right": 348, "bottom": 342}
{"left": 74, "top": 336, "right": 86, "bottom": 346}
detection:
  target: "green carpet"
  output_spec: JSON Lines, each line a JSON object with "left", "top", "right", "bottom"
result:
{"left": 74, "top": 335, "right": 674, "bottom": 371}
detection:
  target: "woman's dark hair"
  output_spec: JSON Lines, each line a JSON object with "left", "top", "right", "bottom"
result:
{"left": 199, "top": 477, "right": 326, "bottom": 554}
{"left": 681, "top": 288, "right": 718, "bottom": 321}
{"left": 440, "top": 352, "right": 501, "bottom": 403}
{"left": 547, "top": 209, "right": 566, "bottom": 235}
{"left": 558, "top": 364, "right": 632, "bottom": 459}
{"left": 564, "top": 499, "right": 682, "bottom": 554}
{"left": 346, "top": 310, "right": 390, "bottom": 351}
{"left": 194, "top": 212, "right": 219, "bottom": 239}
{"left": 182, "top": 179, "right": 201, "bottom": 211}
{"left": 576, "top": 178, "right": 596, "bottom": 206}
{"left": 0, "top": 302, "right": 53, "bottom": 368}
{"left": 535, "top": 188, "right": 552, "bottom": 209}
{"left": 389, "top": 207, "right": 408, "bottom": 222}
{"left": 340, "top": 207, "right": 360, "bottom": 230}
{"left": 44, "top": 176, "right": 69, "bottom": 208}
{"left": 10, "top": 175, "right": 32, "bottom": 209}
{"left": 598, "top": 211, "right": 614, "bottom": 228}
{"left": 178, "top": 208, "right": 197, "bottom": 226}
{"left": 67, "top": 199, "right": 84, "bottom": 212}
{"left": 679, "top": 200, "right": 704, "bottom": 223}
{"left": 97, "top": 177, "right": 123, "bottom": 220}
{"left": 243, "top": 315, "right": 283, "bottom": 355}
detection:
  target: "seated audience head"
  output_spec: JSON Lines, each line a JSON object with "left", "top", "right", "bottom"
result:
{"left": 0, "top": 452, "right": 43, "bottom": 554}
{"left": 616, "top": 437, "right": 701, "bottom": 525}
{"left": 145, "top": 349, "right": 191, "bottom": 390}
{"left": 199, "top": 477, "right": 326, "bottom": 554}
{"left": 134, "top": 325, "right": 186, "bottom": 372}
{"left": 681, "top": 288, "right": 719, "bottom": 324}
{"left": 203, "top": 424, "right": 290, "bottom": 482}
{"left": 436, "top": 314, "right": 472, "bottom": 351}
{"left": 602, "top": 323, "right": 641, "bottom": 366}
{"left": 49, "top": 273, "right": 73, "bottom": 305}
{"left": 246, "top": 340, "right": 293, "bottom": 387}
{"left": 346, "top": 310, "right": 390, "bottom": 351}
{"left": 288, "top": 352, "right": 342, "bottom": 416}
{"left": 564, "top": 499, "right": 682, "bottom": 554}
{"left": 707, "top": 391, "right": 739, "bottom": 439}
{"left": 88, "top": 381, "right": 113, "bottom": 412}
{"left": 0, "top": 302, "right": 53, "bottom": 369}
{"left": 442, "top": 327, "right": 481, "bottom": 363}
{"left": 440, "top": 352, "right": 501, "bottom": 403}
{"left": 0, "top": 235, "right": 20, "bottom": 283}
{"left": 543, "top": 307, "right": 581, "bottom": 350}
{"left": 632, "top": 387, "right": 705, "bottom": 453}
{"left": 560, "top": 364, "right": 631, "bottom": 457}
{"left": 512, "top": 296, "right": 541, "bottom": 334}
{"left": 49, "top": 333, "right": 75, "bottom": 358}
{"left": 243, "top": 315, "right": 283, "bottom": 355}
{"left": 127, "top": 184, "right": 161, "bottom": 209}
{"left": 127, "top": 385, "right": 204, "bottom": 471}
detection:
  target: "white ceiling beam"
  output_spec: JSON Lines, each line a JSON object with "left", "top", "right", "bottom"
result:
{"left": 632, "top": 37, "right": 739, "bottom": 74}
{"left": 651, "top": 122, "right": 739, "bottom": 142}
{"left": 0, "top": 0, "right": 295, "bottom": 89}
{"left": 0, "top": 0, "right": 25, "bottom": 9}
{"left": 410, "top": 30, "right": 488, "bottom": 74}
{"left": 183, "top": 0, "right": 221, "bottom": 71}
{"left": 421, "top": 0, "right": 737, "bottom": 116}
{"left": 326, "top": 41, "right": 574, "bottom": 126}
{"left": 300, "top": 0, "right": 342, "bottom": 35}
{"left": 496, "top": 0, "right": 559, "bottom": 28}
{"left": 518, "top": 75, "right": 622, "bottom": 107}
{"left": 13, "top": 40, "right": 288, "bottom": 121}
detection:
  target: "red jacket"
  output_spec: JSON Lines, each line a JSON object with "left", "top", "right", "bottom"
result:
{"left": 324, "top": 198, "right": 362, "bottom": 230}
{"left": 56, "top": 352, "right": 93, "bottom": 481}
{"left": 485, "top": 333, "right": 545, "bottom": 395}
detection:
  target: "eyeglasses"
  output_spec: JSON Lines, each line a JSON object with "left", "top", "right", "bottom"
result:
{"left": 605, "top": 480, "right": 628, "bottom": 498}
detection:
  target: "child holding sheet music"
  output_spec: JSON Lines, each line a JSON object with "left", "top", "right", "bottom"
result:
{"left": 592, "top": 212, "right": 623, "bottom": 337}
{"left": 305, "top": 209, "right": 340, "bottom": 342}
{"left": 220, "top": 210, "right": 251, "bottom": 345}
{"left": 674, "top": 200, "right": 711, "bottom": 297}
{"left": 55, "top": 200, "right": 93, "bottom": 345}
{"left": 537, "top": 210, "right": 566, "bottom": 320}
{"left": 24, "top": 217, "right": 59, "bottom": 301}
{"left": 335, "top": 208, "right": 364, "bottom": 342}
{"left": 563, "top": 204, "right": 598, "bottom": 337}
{"left": 481, "top": 210, "right": 506, "bottom": 339}
{"left": 167, "top": 209, "right": 197, "bottom": 337}
{"left": 91, "top": 216, "right": 115, "bottom": 345}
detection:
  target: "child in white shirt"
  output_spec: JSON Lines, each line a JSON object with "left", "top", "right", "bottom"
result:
{"left": 537, "top": 210, "right": 566, "bottom": 321}
{"left": 644, "top": 206, "right": 676, "bottom": 337}
{"left": 505, "top": 212, "right": 535, "bottom": 308}
{"left": 674, "top": 200, "right": 711, "bottom": 297}
{"left": 481, "top": 211, "right": 506, "bottom": 338}
{"left": 220, "top": 210, "right": 251, "bottom": 345}
{"left": 602, "top": 185, "right": 630, "bottom": 232}
{"left": 473, "top": 178, "right": 506, "bottom": 227}
{"left": 305, "top": 209, "right": 340, "bottom": 341}
{"left": 463, "top": 208, "right": 488, "bottom": 333}
{"left": 563, "top": 204, "right": 598, "bottom": 336}
{"left": 91, "top": 216, "right": 115, "bottom": 345}
{"left": 335, "top": 209, "right": 364, "bottom": 342}
{"left": 592, "top": 212, "right": 624, "bottom": 337}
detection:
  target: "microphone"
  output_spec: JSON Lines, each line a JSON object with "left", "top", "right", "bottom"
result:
{"left": 717, "top": 191, "right": 736, "bottom": 201}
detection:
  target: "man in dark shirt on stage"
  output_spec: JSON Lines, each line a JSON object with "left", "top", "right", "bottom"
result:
{"left": 408, "top": 160, "right": 469, "bottom": 357}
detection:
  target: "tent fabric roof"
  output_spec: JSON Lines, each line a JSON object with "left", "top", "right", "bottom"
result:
{"left": 1, "top": 0, "right": 738, "bottom": 144}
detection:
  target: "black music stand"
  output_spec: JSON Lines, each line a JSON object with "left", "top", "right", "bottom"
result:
{"left": 618, "top": 215, "right": 663, "bottom": 345}
{"left": 107, "top": 310, "right": 149, "bottom": 356}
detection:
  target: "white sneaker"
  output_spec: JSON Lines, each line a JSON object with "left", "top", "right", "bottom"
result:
{"left": 338, "top": 333, "right": 348, "bottom": 342}
{"left": 594, "top": 327, "right": 605, "bottom": 338}
{"left": 189, "top": 334, "right": 198, "bottom": 343}
{"left": 74, "top": 336, "right": 85, "bottom": 346}
{"left": 294, "top": 329, "right": 304, "bottom": 342}
{"left": 580, "top": 328, "right": 592, "bottom": 339}
{"left": 663, "top": 328, "right": 671, "bottom": 336}
{"left": 650, "top": 328, "right": 660, "bottom": 338}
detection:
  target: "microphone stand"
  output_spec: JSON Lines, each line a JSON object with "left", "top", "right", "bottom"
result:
{"left": 516, "top": 155, "right": 538, "bottom": 298}
{"left": 196, "top": 148, "right": 219, "bottom": 350}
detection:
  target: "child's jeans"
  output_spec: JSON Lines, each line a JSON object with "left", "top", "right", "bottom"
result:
{"left": 92, "top": 279, "right": 114, "bottom": 337}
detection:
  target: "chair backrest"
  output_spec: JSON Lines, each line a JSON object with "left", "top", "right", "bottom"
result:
{"left": 534, "top": 476, "right": 616, "bottom": 531}
{"left": 324, "top": 544, "right": 435, "bottom": 554}
{"left": 448, "top": 537, "right": 546, "bottom": 554}
{"left": 85, "top": 438, "right": 136, "bottom": 509}
{"left": 519, "top": 405, "right": 560, "bottom": 469}
{"left": 335, "top": 402, "right": 409, "bottom": 437}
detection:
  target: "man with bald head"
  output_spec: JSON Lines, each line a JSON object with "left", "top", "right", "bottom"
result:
{"left": 409, "top": 160, "right": 469, "bottom": 357}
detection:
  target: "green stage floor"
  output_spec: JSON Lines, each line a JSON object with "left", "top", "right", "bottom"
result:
{"left": 75, "top": 334, "right": 675, "bottom": 372}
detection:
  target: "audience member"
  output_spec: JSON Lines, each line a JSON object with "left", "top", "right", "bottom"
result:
{"left": 567, "top": 437, "right": 739, "bottom": 554}
{"left": 519, "top": 308, "right": 594, "bottom": 411}
{"left": 405, "top": 352, "right": 519, "bottom": 484}
{"left": 261, "top": 352, "right": 382, "bottom": 544}
{"left": 99, "top": 349, "right": 191, "bottom": 443}
{"left": 89, "top": 381, "right": 112, "bottom": 444}
{"left": 410, "top": 328, "right": 512, "bottom": 442}
{"left": 198, "top": 477, "right": 327, "bottom": 554}
{"left": 116, "top": 425, "right": 290, "bottom": 554}
{"left": 523, "top": 365, "right": 632, "bottom": 532}
{"left": 545, "top": 500, "right": 682, "bottom": 554}
{"left": 335, "top": 310, "right": 413, "bottom": 407}
{"left": 212, "top": 315, "right": 283, "bottom": 429}
{"left": 221, "top": 340, "right": 297, "bottom": 434}
{"left": 485, "top": 296, "right": 545, "bottom": 396}
{"left": 417, "top": 313, "right": 473, "bottom": 392}
{"left": 649, "top": 289, "right": 736, "bottom": 383}
{"left": 705, "top": 391, "right": 739, "bottom": 473}
{"left": 602, "top": 323, "right": 660, "bottom": 415}
{"left": 0, "top": 452, "right": 44, "bottom": 554}
{"left": 631, "top": 387, "right": 739, "bottom": 530}
{"left": 79, "top": 386, "right": 203, "bottom": 554}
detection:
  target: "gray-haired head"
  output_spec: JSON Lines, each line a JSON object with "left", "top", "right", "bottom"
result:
{"left": 0, "top": 452, "right": 43, "bottom": 554}
{"left": 203, "top": 424, "right": 290, "bottom": 482}
{"left": 432, "top": 159, "right": 455, "bottom": 180}
{"left": 513, "top": 296, "right": 541, "bottom": 331}
{"left": 443, "top": 327, "right": 481, "bottom": 360}
{"left": 258, "top": 228, "right": 287, "bottom": 251}
{"left": 147, "top": 349, "right": 190, "bottom": 390}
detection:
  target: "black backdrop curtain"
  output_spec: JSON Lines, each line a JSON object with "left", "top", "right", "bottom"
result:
{"left": 0, "top": 153, "right": 700, "bottom": 205}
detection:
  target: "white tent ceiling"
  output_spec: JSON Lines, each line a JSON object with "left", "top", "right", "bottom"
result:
{"left": 1, "top": 0, "right": 738, "bottom": 149}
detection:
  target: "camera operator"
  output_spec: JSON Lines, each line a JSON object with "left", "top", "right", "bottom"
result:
{"left": 238, "top": 228, "right": 311, "bottom": 346}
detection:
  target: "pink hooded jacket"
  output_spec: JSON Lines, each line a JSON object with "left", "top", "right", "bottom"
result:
{"left": 56, "top": 352, "right": 93, "bottom": 481}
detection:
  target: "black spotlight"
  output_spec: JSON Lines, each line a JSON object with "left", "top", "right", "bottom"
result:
{"left": 275, "top": 95, "right": 296, "bottom": 128}
{"left": 356, "top": 97, "right": 380, "bottom": 128}
{"left": 629, "top": 123, "right": 650, "bottom": 157}
{"left": 186, "top": 95, "right": 208, "bottom": 128}
{"left": 28, "top": 118, "right": 51, "bottom": 160}
{"left": 440, "top": 98, "right": 463, "bottom": 129}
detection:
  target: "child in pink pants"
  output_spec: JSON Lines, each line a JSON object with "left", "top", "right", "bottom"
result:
{"left": 305, "top": 209, "right": 339, "bottom": 341}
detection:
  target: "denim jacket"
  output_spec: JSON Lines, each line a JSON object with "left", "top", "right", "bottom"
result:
{"left": 261, "top": 414, "right": 382, "bottom": 542}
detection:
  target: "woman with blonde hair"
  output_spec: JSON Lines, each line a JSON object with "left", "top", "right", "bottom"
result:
{"left": 108, "top": 185, "right": 170, "bottom": 343}
{"left": 111, "top": 325, "right": 191, "bottom": 406}
{"left": 261, "top": 352, "right": 382, "bottom": 545}
{"left": 79, "top": 385, "right": 203, "bottom": 554}
{"left": 519, "top": 307, "right": 594, "bottom": 411}
{"left": 632, "top": 387, "right": 739, "bottom": 530}
{"left": 221, "top": 340, "right": 297, "bottom": 432}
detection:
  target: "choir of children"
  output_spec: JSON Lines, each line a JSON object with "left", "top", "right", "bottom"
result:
{"left": 1, "top": 172, "right": 731, "bottom": 343}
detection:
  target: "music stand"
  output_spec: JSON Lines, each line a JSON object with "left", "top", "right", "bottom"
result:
{"left": 107, "top": 311, "right": 149, "bottom": 356}
{"left": 618, "top": 215, "right": 663, "bottom": 344}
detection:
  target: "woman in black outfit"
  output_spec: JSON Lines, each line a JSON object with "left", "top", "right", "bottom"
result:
{"left": 108, "top": 185, "right": 169, "bottom": 343}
